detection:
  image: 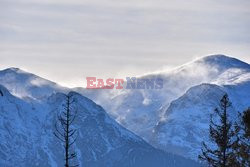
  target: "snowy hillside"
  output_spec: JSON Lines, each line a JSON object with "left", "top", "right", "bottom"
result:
{"left": 76, "top": 55, "right": 250, "bottom": 140}
{"left": 76, "top": 54, "right": 250, "bottom": 160}
{"left": 0, "top": 85, "right": 198, "bottom": 167}
{"left": 0, "top": 68, "right": 68, "bottom": 100}
{"left": 0, "top": 54, "right": 249, "bottom": 163}
{"left": 152, "top": 83, "right": 240, "bottom": 159}
{"left": 152, "top": 76, "right": 250, "bottom": 160}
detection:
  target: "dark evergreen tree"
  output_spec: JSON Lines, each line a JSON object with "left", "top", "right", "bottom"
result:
{"left": 233, "top": 108, "right": 250, "bottom": 166}
{"left": 54, "top": 94, "right": 78, "bottom": 167}
{"left": 198, "top": 94, "right": 238, "bottom": 167}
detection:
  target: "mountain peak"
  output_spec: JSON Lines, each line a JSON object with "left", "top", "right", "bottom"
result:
{"left": 195, "top": 54, "right": 250, "bottom": 69}
{"left": 0, "top": 67, "right": 68, "bottom": 99}
{"left": 2, "top": 67, "right": 23, "bottom": 73}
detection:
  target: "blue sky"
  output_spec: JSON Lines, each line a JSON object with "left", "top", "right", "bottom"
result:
{"left": 0, "top": 0, "right": 250, "bottom": 87}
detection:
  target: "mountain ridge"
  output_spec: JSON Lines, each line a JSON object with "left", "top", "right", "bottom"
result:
{"left": 0, "top": 84, "right": 199, "bottom": 166}
{"left": 0, "top": 54, "right": 249, "bottom": 162}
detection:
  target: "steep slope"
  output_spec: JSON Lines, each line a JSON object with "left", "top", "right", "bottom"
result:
{"left": 0, "top": 85, "right": 199, "bottom": 167}
{"left": 0, "top": 85, "right": 47, "bottom": 166}
{"left": 152, "top": 84, "right": 226, "bottom": 159}
{"left": 152, "top": 81, "right": 250, "bottom": 160}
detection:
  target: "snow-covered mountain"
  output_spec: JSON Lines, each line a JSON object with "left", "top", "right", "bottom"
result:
{"left": 152, "top": 77, "right": 250, "bottom": 160}
{"left": 152, "top": 84, "right": 234, "bottom": 159}
{"left": 0, "top": 84, "right": 198, "bottom": 166}
{"left": 76, "top": 55, "right": 250, "bottom": 139}
{"left": 0, "top": 68, "right": 68, "bottom": 100}
{"left": 0, "top": 54, "right": 249, "bottom": 163}
{"left": 75, "top": 54, "right": 250, "bottom": 160}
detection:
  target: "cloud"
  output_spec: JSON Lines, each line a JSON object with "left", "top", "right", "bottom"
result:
{"left": 0, "top": 0, "right": 249, "bottom": 87}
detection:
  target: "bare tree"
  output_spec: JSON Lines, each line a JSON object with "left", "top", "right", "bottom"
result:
{"left": 54, "top": 94, "right": 78, "bottom": 167}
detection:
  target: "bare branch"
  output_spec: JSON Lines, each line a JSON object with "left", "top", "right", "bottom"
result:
{"left": 53, "top": 93, "right": 79, "bottom": 167}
